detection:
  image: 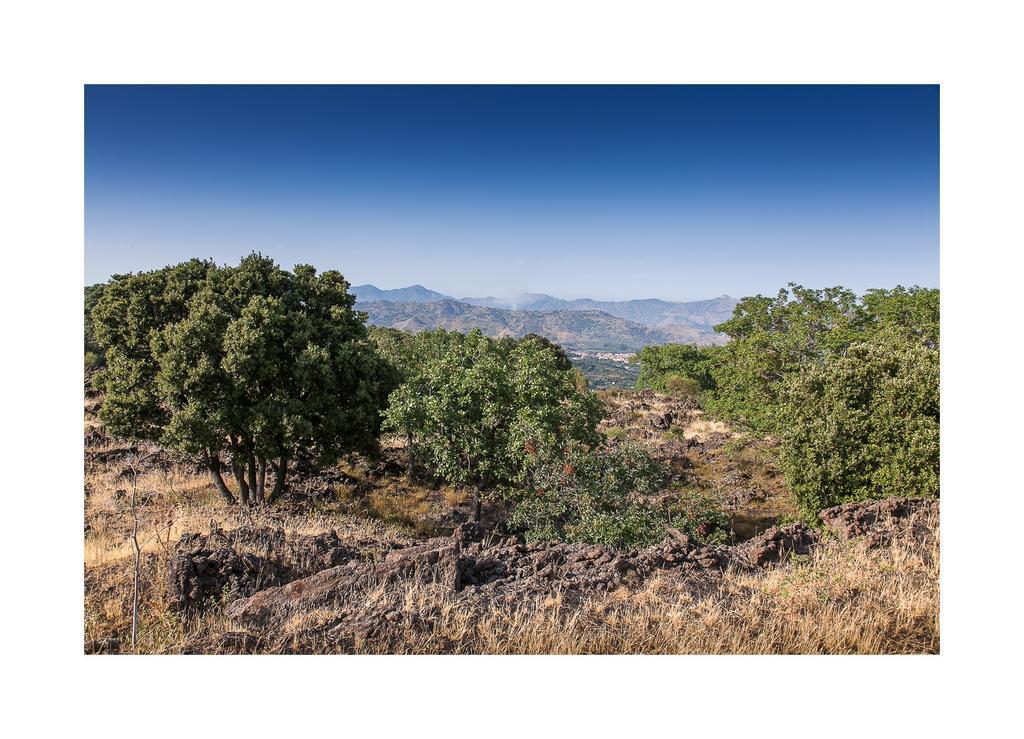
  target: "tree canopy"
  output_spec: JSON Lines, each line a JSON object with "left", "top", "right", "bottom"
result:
{"left": 379, "top": 329, "right": 603, "bottom": 493}
{"left": 704, "top": 284, "right": 939, "bottom": 435}
{"left": 91, "top": 254, "right": 396, "bottom": 505}
{"left": 779, "top": 331, "right": 939, "bottom": 516}
{"left": 629, "top": 283, "right": 939, "bottom": 518}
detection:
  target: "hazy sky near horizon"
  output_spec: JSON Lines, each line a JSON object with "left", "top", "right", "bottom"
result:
{"left": 86, "top": 85, "right": 938, "bottom": 301}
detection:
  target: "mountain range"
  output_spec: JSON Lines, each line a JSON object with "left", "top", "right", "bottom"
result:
{"left": 350, "top": 284, "right": 738, "bottom": 351}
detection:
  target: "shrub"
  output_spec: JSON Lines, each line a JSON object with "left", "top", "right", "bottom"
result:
{"left": 664, "top": 374, "right": 699, "bottom": 398}
{"left": 382, "top": 330, "right": 603, "bottom": 491}
{"left": 673, "top": 488, "right": 730, "bottom": 545}
{"left": 506, "top": 441, "right": 668, "bottom": 548}
{"left": 779, "top": 332, "right": 939, "bottom": 518}
{"left": 632, "top": 344, "right": 719, "bottom": 395}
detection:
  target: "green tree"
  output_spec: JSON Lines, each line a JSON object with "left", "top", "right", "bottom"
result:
{"left": 382, "top": 330, "right": 603, "bottom": 506}
{"left": 632, "top": 343, "right": 719, "bottom": 395}
{"left": 706, "top": 284, "right": 863, "bottom": 434}
{"left": 84, "top": 283, "right": 108, "bottom": 367}
{"left": 861, "top": 286, "right": 939, "bottom": 349}
{"left": 91, "top": 254, "right": 396, "bottom": 506}
{"left": 507, "top": 440, "right": 668, "bottom": 547}
{"left": 779, "top": 331, "right": 939, "bottom": 518}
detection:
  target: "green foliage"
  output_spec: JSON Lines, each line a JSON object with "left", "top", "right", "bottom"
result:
{"left": 705, "top": 283, "right": 939, "bottom": 435}
{"left": 861, "top": 286, "right": 940, "bottom": 349}
{"left": 91, "top": 254, "right": 396, "bottom": 505}
{"left": 84, "top": 283, "right": 108, "bottom": 365}
{"left": 704, "top": 285, "right": 863, "bottom": 433}
{"left": 632, "top": 284, "right": 939, "bottom": 519}
{"left": 382, "top": 329, "right": 603, "bottom": 489}
{"left": 673, "top": 488, "right": 730, "bottom": 545}
{"left": 507, "top": 441, "right": 669, "bottom": 548}
{"left": 632, "top": 343, "right": 719, "bottom": 395}
{"left": 779, "top": 331, "right": 939, "bottom": 518}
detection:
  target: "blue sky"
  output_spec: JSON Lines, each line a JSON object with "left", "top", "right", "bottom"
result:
{"left": 85, "top": 85, "right": 938, "bottom": 301}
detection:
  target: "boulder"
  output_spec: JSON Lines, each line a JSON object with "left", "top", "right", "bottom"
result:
{"left": 819, "top": 497, "right": 937, "bottom": 548}
{"left": 740, "top": 523, "right": 818, "bottom": 567}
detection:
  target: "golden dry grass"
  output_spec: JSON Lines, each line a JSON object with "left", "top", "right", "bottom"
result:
{"left": 309, "top": 514, "right": 938, "bottom": 655}
{"left": 87, "top": 499, "right": 939, "bottom": 654}
{"left": 682, "top": 415, "right": 733, "bottom": 441}
{"left": 84, "top": 393, "right": 938, "bottom": 655}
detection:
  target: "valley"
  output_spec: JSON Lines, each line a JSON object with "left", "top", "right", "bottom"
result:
{"left": 352, "top": 284, "right": 736, "bottom": 350}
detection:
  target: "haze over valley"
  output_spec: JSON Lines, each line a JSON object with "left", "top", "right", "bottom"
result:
{"left": 351, "top": 283, "right": 738, "bottom": 350}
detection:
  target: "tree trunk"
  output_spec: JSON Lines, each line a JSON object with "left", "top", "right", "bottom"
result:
{"left": 231, "top": 457, "right": 250, "bottom": 506}
{"left": 246, "top": 449, "right": 259, "bottom": 507}
{"left": 473, "top": 486, "right": 482, "bottom": 523}
{"left": 207, "top": 452, "right": 237, "bottom": 505}
{"left": 267, "top": 456, "right": 289, "bottom": 504}
{"left": 257, "top": 456, "right": 267, "bottom": 502}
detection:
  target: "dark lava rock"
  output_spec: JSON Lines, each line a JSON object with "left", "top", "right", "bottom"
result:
{"left": 225, "top": 524, "right": 734, "bottom": 636}
{"left": 819, "top": 497, "right": 937, "bottom": 548}
{"left": 739, "top": 523, "right": 818, "bottom": 567}
{"left": 167, "top": 547, "right": 287, "bottom": 612}
{"left": 168, "top": 526, "right": 362, "bottom": 612}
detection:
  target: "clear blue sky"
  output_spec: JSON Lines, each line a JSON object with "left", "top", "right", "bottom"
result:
{"left": 85, "top": 85, "right": 938, "bottom": 301}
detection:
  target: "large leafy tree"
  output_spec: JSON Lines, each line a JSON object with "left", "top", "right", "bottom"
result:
{"left": 780, "top": 331, "right": 939, "bottom": 517}
{"left": 706, "top": 284, "right": 862, "bottom": 433}
{"left": 382, "top": 330, "right": 603, "bottom": 500}
{"left": 705, "top": 284, "right": 939, "bottom": 434}
{"left": 91, "top": 254, "right": 396, "bottom": 506}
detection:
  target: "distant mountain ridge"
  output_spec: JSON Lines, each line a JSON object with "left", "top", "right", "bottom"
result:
{"left": 358, "top": 299, "right": 727, "bottom": 352}
{"left": 351, "top": 284, "right": 738, "bottom": 331}
{"left": 350, "top": 284, "right": 450, "bottom": 304}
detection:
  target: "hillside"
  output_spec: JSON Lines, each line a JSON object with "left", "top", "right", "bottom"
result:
{"left": 350, "top": 284, "right": 451, "bottom": 303}
{"left": 358, "top": 299, "right": 726, "bottom": 350}
{"left": 461, "top": 293, "right": 738, "bottom": 330}
{"left": 352, "top": 283, "right": 737, "bottom": 332}
{"left": 84, "top": 384, "right": 938, "bottom": 655}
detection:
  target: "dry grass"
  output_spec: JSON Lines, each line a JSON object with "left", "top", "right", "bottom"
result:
{"left": 84, "top": 391, "right": 938, "bottom": 655}
{"left": 681, "top": 415, "right": 733, "bottom": 441}
{"left": 87, "top": 492, "right": 939, "bottom": 654}
{"left": 344, "top": 516, "right": 938, "bottom": 655}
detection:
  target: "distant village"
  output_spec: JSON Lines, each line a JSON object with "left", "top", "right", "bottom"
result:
{"left": 570, "top": 350, "right": 635, "bottom": 365}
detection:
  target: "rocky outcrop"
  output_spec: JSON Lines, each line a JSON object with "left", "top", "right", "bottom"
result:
{"left": 178, "top": 497, "right": 937, "bottom": 649}
{"left": 819, "top": 497, "right": 937, "bottom": 548}
{"left": 224, "top": 523, "right": 732, "bottom": 638}
{"left": 738, "top": 523, "right": 818, "bottom": 567}
{"left": 167, "top": 526, "right": 363, "bottom": 612}
{"left": 167, "top": 547, "right": 287, "bottom": 612}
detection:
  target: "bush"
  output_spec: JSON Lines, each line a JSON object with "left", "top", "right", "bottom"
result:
{"left": 779, "top": 332, "right": 939, "bottom": 518}
{"left": 506, "top": 441, "right": 668, "bottom": 548}
{"left": 632, "top": 344, "right": 718, "bottom": 395}
{"left": 664, "top": 374, "right": 699, "bottom": 398}
{"left": 381, "top": 330, "right": 602, "bottom": 490}
{"left": 672, "top": 488, "right": 730, "bottom": 544}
